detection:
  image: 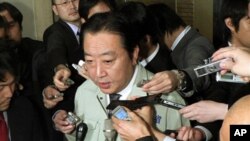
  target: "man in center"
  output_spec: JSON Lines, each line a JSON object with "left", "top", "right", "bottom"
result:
{"left": 54, "top": 12, "right": 190, "bottom": 141}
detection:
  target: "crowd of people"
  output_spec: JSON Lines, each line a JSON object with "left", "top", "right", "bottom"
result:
{"left": 1, "top": 0, "right": 250, "bottom": 141}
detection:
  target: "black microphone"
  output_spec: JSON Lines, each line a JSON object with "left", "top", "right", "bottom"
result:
{"left": 76, "top": 122, "right": 88, "bottom": 141}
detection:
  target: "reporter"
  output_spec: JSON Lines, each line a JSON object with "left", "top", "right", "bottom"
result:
{"left": 112, "top": 106, "right": 174, "bottom": 141}
{"left": 212, "top": 47, "right": 250, "bottom": 77}
{"left": 179, "top": 100, "right": 228, "bottom": 123}
{"left": 177, "top": 126, "right": 205, "bottom": 141}
{"left": 43, "top": 85, "right": 64, "bottom": 109}
{"left": 53, "top": 110, "right": 76, "bottom": 134}
{"left": 112, "top": 107, "right": 153, "bottom": 141}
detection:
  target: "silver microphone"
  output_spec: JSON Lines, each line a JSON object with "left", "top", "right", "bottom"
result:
{"left": 103, "top": 118, "right": 117, "bottom": 141}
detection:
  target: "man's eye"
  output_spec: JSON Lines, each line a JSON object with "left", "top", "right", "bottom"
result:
{"left": 104, "top": 60, "right": 113, "bottom": 64}
{"left": 85, "top": 60, "right": 93, "bottom": 64}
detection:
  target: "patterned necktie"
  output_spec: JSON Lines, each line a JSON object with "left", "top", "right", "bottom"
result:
{"left": 108, "top": 94, "right": 121, "bottom": 118}
{"left": 0, "top": 112, "right": 8, "bottom": 141}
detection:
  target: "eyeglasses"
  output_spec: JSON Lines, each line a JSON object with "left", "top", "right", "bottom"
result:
{"left": 54, "top": 0, "right": 78, "bottom": 6}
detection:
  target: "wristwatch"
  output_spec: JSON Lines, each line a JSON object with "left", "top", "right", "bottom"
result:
{"left": 171, "top": 70, "right": 187, "bottom": 91}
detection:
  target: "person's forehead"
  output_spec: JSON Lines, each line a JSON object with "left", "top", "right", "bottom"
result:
{"left": 84, "top": 32, "right": 125, "bottom": 55}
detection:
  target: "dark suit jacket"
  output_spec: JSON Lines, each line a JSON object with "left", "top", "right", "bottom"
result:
{"left": 171, "top": 27, "right": 215, "bottom": 93}
{"left": 145, "top": 45, "right": 176, "bottom": 73}
{"left": 42, "top": 19, "right": 85, "bottom": 141}
{"left": 43, "top": 19, "right": 85, "bottom": 112}
{"left": 7, "top": 95, "right": 44, "bottom": 141}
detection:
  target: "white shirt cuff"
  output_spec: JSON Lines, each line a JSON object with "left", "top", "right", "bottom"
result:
{"left": 195, "top": 125, "right": 212, "bottom": 141}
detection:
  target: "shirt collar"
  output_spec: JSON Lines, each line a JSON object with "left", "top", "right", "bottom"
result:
{"left": 140, "top": 43, "right": 160, "bottom": 67}
{"left": 171, "top": 25, "right": 191, "bottom": 51}
{"left": 107, "top": 66, "right": 139, "bottom": 102}
{"left": 66, "top": 22, "right": 80, "bottom": 36}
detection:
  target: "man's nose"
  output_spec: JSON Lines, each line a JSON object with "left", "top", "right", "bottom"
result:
{"left": 96, "top": 63, "right": 106, "bottom": 78}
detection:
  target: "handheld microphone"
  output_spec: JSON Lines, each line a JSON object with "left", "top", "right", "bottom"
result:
{"left": 103, "top": 119, "right": 117, "bottom": 141}
{"left": 76, "top": 122, "right": 88, "bottom": 141}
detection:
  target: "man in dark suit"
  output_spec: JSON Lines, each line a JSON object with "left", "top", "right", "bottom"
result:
{"left": 145, "top": 3, "right": 216, "bottom": 141}
{"left": 42, "top": 0, "right": 84, "bottom": 111}
{"left": 118, "top": 2, "right": 176, "bottom": 73}
{"left": 42, "top": 0, "right": 85, "bottom": 140}
{"left": 145, "top": 3, "right": 215, "bottom": 98}
{"left": 0, "top": 42, "right": 44, "bottom": 141}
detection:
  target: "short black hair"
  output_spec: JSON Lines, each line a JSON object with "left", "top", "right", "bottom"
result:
{"left": 147, "top": 3, "right": 186, "bottom": 36}
{"left": 0, "top": 2, "right": 23, "bottom": 30}
{"left": 0, "top": 40, "right": 19, "bottom": 83}
{"left": 119, "top": 1, "right": 160, "bottom": 59}
{"left": 78, "top": 0, "right": 114, "bottom": 20}
{"left": 81, "top": 12, "right": 140, "bottom": 60}
{"left": 221, "top": 0, "right": 249, "bottom": 42}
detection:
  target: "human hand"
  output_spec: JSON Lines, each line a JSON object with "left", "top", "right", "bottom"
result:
{"left": 112, "top": 107, "right": 151, "bottom": 141}
{"left": 77, "top": 64, "right": 89, "bottom": 79}
{"left": 53, "top": 110, "right": 76, "bottom": 134}
{"left": 43, "top": 85, "right": 64, "bottom": 109}
{"left": 142, "top": 71, "right": 178, "bottom": 94}
{"left": 212, "top": 47, "right": 250, "bottom": 78}
{"left": 179, "top": 100, "right": 228, "bottom": 123}
{"left": 53, "top": 64, "right": 71, "bottom": 91}
{"left": 133, "top": 106, "right": 154, "bottom": 126}
{"left": 177, "top": 126, "right": 204, "bottom": 141}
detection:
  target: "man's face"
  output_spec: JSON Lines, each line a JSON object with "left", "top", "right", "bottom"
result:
{"left": 0, "top": 10, "right": 22, "bottom": 43}
{"left": 0, "top": 73, "right": 15, "bottom": 112}
{"left": 231, "top": 3, "right": 250, "bottom": 48}
{"left": 87, "top": 2, "right": 111, "bottom": 19}
{"left": 53, "top": 0, "right": 80, "bottom": 24}
{"left": 83, "top": 32, "right": 138, "bottom": 94}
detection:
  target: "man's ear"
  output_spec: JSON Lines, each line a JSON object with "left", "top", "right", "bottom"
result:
{"left": 225, "top": 18, "right": 236, "bottom": 32}
{"left": 132, "top": 46, "right": 139, "bottom": 65}
{"left": 52, "top": 5, "right": 59, "bottom": 16}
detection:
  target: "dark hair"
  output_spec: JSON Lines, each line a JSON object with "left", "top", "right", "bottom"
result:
{"left": 220, "top": 0, "right": 249, "bottom": 42}
{"left": 78, "top": 0, "right": 114, "bottom": 20}
{"left": 147, "top": 3, "right": 186, "bottom": 36}
{"left": 0, "top": 16, "right": 7, "bottom": 40}
{"left": 0, "top": 2, "right": 23, "bottom": 30}
{"left": 81, "top": 12, "right": 140, "bottom": 59}
{"left": 119, "top": 1, "right": 160, "bottom": 59}
{"left": 0, "top": 40, "right": 19, "bottom": 83}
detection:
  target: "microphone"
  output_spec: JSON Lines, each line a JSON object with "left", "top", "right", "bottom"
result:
{"left": 103, "top": 119, "right": 117, "bottom": 141}
{"left": 76, "top": 122, "right": 88, "bottom": 141}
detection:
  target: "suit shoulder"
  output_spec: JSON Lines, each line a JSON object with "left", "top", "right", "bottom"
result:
{"left": 8, "top": 95, "right": 35, "bottom": 113}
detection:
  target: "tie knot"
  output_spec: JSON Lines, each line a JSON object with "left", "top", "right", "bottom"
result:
{"left": 109, "top": 94, "right": 121, "bottom": 101}
{"left": 76, "top": 31, "right": 80, "bottom": 36}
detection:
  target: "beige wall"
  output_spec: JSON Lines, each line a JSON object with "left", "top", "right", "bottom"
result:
{"left": 1, "top": 0, "right": 213, "bottom": 42}
{"left": 193, "top": 0, "right": 213, "bottom": 42}
{"left": 1, "top": 0, "right": 53, "bottom": 40}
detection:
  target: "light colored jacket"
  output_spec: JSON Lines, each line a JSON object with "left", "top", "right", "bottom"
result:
{"left": 66, "top": 65, "right": 190, "bottom": 141}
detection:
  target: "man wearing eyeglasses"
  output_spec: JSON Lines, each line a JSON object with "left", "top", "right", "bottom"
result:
{"left": 42, "top": 0, "right": 85, "bottom": 140}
